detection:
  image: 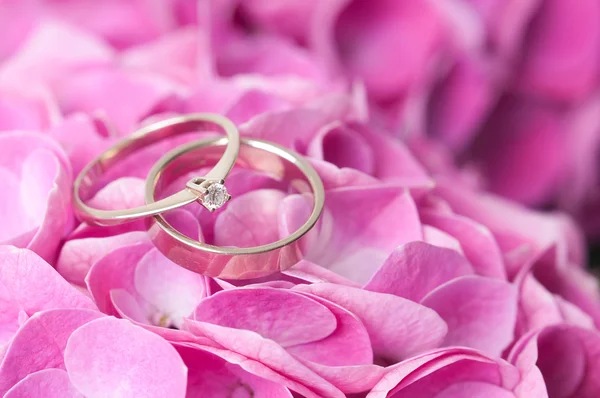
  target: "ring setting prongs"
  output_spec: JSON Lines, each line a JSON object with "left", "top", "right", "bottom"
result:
{"left": 186, "top": 177, "right": 231, "bottom": 212}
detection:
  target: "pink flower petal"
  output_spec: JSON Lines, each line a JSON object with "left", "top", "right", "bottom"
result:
{"left": 281, "top": 186, "right": 422, "bottom": 284}
{"left": 56, "top": 67, "right": 180, "bottom": 134}
{"left": 177, "top": 344, "right": 292, "bottom": 397}
{"left": 366, "top": 348, "right": 522, "bottom": 398}
{"left": 4, "top": 368, "right": 83, "bottom": 398}
{"left": 296, "top": 283, "right": 447, "bottom": 362}
{"left": 0, "top": 132, "right": 71, "bottom": 261}
{"left": 420, "top": 209, "right": 507, "bottom": 279}
{"left": 510, "top": 325, "right": 600, "bottom": 398}
{"left": 315, "top": 0, "right": 444, "bottom": 102}
{"left": 135, "top": 249, "right": 207, "bottom": 328}
{"left": 0, "top": 248, "right": 96, "bottom": 344}
{"left": 194, "top": 288, "right": 337, "bottom": 347}
{"left": 427, "top": 57, "right": 496, "bottom": 152}
{"left": 0, "top": 309, "right": 103, "bottom": 395}
{"left": 183, "top": 321, "right": 345, "bottom": 398}
{"left": 48, "top": 113, "right": 112, "bottom": 176}
{"left": 57, "top": 231, "right": 148, "bottom": 285}
{"left": 64, "top": 317, "right": 187, "bottom": 398}
{"left": 516, "top": 0, "right": 600, "bottom": 101}
{"left": 286, "top": 291, "right": 373, "bottom": 367}
{"left": 214, "top": 190, "right": 286, "bottom": 248}
{"left": 468, "top": 99, "right": 567, "bottom": 206}
{"left": 421, "top": 276, "right": 518, "bottom": 357}
{"left": 365, "top": 241, "right": 474, "bottom": 302}
{"left": 85, "top": 241, "right": 153, "bottom": 315}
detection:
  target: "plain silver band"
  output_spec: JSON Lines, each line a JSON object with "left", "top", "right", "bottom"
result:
{"left": 73, "top": 113, "right": 240, "bottom": 226}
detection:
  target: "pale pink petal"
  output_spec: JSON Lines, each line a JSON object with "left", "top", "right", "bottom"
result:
{"left": 0, "top": 309, "right": 103, "bottom": 395}
{"left": 48, "top": 113, "right": 113, "bottom": 176}
{"left": 194, "top": 288, "right": 337, "bottom": 347}
{"left": 296, "top": 283, "right": 447, "bottom": 362}
{"left": 0, "top": 248, "right": 96, "bottom": 344}
{"left": 0, "top": 88, "right": 59, "bottom": 132}
{"left": 365, "top": 242, "right": 474, "bottom": 302}
{"left": 56, "top": 67, "right": 181, "bottom": 134}
{"left": 423, "top": 225, "right": 464, "bottom": 253}
{"left": 64, "top": 317, "right": 187, "bottom": 398}
{"left": 0, "top": 20, "right": 114, "bottom": 87}
{"left": 214, "top": 190, "right": 286, "bottom": 248}
{"left": 85, "top": 242, "right": 153, "bottom": 315}
{"left": 57, "top": 231, "right": 149, "bottom": 285}
{"left": 281, "top": 186, "right": 422, "bottom": 284}
{"left": 422, "top": 276, "right": 518, "bottom": 356}
{"left": 177, "top": 344, "right": 292, "bottom": 397}
{"left": 121, "top": 27, "right": 209, "bottom": 86}
{"left": 0, "top": 132, "right": 71, "bottom": 261}
{"left": 135, "top": 249, "right": 207, "bottom": 328}
{"left": 4, "top": 368, "right": 83, "bottom": 398}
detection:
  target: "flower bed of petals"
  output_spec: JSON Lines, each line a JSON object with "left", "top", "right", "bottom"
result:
{"left": 0, "top": 1, "right": 599, "bottom": 397}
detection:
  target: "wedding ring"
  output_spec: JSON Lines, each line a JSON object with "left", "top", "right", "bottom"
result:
{"left": 73, "top": 113, "right": 240, "bottom": 226}
{"left": 144, "top": 137, "right": 325, "bottom": 279}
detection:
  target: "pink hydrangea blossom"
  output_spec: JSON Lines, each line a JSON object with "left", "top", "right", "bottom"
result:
{"left": 0, "top": 1, "right": 599, "bottom": 397}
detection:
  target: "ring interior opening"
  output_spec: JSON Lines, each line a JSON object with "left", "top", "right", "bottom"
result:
{"left": 152, "top": 142, "right": 316, "bottom": 247}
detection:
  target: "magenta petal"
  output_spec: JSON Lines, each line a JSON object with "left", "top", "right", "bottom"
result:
{"left": 319, "top": 0, "right": 444, "bottom": 102}
{"left": 422, "top": 276, "right": 518, "bottom": 356}
{"left": 421, "top": 209, "right": 506, "bottom": 279}
{"left": 365, "top": 241, "right": 474, "bottom": 302}
{"left": 183, "top": 320, "right": 345, "bottom": 398}
{"left": 64, "top": 317, "right": 187, "bottom": 398}
{"left": 308, "top": 122, "right": 376, "bottom": 175}
{"left": 510, "top": 324, "right": 600, "bottom": 398}
{"left": 0, "top": 309, "right": 103, "bottom": 395}
{"left": 516, "top": 0, "right": 600, "bottom": 101}
{"left": 433, "top": 382, "right": 515, "bottom": 398}
{"left": 296, "top": 283, "right": 447, "bottom": 362}
{"left": 194, "top": 288, "right": 337, "bottom": 347}
{"left": 4, "top": 369, "right": 83, "bottom": 398}
{"left": 177, "top": 344, "right": 292, "bottom": 398}
{"left": 286, "top": 291, "right": 373, "bottom": 367}
{"left": 365, "top": 348, "right": 519, "bottom": 398}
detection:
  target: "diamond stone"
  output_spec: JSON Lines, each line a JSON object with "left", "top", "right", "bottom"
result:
{"left": 201, "top": 183, "right": 229, "bottom": 211}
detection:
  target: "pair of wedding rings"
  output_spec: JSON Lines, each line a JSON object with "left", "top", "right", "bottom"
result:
{"left": 73, "top": 114, "right": 325, "bottom": 279}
